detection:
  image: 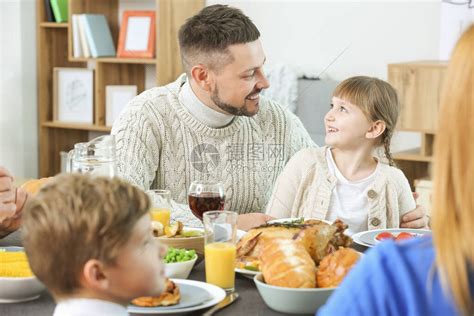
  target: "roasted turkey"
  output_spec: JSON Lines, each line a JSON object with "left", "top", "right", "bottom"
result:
{"left": 236, "top": 219, "right": 352, "bottom": 265}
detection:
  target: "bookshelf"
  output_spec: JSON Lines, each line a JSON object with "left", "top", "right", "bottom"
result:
{"left": 388, "top": 60, "right": 448, "bottom": 190}
{"left": 37, "top": 0, "right": 204, "bottom": 177}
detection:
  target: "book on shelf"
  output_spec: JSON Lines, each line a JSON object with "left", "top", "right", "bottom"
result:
{"left": 81, "top": 14, "right": 116, "bottom": 58}
{"left": 77, "top": 15, "right": 90, "bottom": 58}
{"left": 71, "top": 15, "right": 83, "bottom": 58}
{"left": 50, "top": 0, "right": 68, "bottom": 23}
{"left": 43, "top": 0, "right": 55, "bottom": 22}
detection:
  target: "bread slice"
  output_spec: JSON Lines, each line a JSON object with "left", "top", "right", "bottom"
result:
{"left": 131, "top": 279, "right": 180, "bottom": 307}
{"left": 260, "top": 238, "right": 316, "bottom": 288}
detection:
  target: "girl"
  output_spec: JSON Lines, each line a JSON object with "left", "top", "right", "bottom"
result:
{"left": 266, "top": 76, "right": 415, "bottom": 235}
{"left": 319, "top": 25, "right": 474, "bottom": 316}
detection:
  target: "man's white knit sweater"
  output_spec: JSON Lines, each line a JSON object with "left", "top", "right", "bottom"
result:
{"left": 112, "top": 75, "right": 315, "bottom": 226}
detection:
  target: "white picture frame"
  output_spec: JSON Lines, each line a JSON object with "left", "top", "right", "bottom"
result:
{"left": 125, "top": 17, "right": 151, "bottom": 51}
{"left": 53, "top": 68, "right": 94, "bottom": 124}
{"left": 105, "top": 85, "right": 137, "bottom": 126}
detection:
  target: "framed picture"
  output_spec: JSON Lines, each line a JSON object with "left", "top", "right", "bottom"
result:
{"left": 106, "top": 85, "right": 137, "bottom": 126}
{"left": 117, "top": 11, "right": 155, "bottom": 58}
{"left": 53, "top": 67, "right": 94, "bottom": 124}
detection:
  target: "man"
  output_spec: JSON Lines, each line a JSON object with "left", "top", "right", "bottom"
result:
{"left": 112, "top": 5, "right": 427, "bottom": 230}
{"left": 0, "top": 166, "right": 27, "bottom": 238}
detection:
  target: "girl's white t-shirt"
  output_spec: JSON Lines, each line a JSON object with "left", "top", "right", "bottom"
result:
{"left": 325, "top": 147, "right": 380, "bottom": 235}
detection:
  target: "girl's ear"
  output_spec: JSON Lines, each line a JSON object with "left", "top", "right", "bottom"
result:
{"left": 80, "top": 259, "right": 109, "bottom": 291}
{"left": 366, "top": 120, "right": 386, "bottom": 140}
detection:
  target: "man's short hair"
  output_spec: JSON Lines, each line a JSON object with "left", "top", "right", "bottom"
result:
{"left": 21, "top": 173, "right": 150, "bottom": 297}
{"left": 178, "top": 4, "right": 260, "bottom": 74}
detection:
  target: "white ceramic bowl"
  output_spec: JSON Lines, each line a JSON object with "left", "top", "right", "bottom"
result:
{"left": 254, "top": 273, "right": 334, "bottom": 314}
{"left": 164, "top": 255, "right": 198, "bottom": 279}
{"left": 0, "top": 247, "right": 45, "bottom": 303}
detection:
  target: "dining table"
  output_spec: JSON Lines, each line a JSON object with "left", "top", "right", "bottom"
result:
{"left": 1, "top": 229, "right": 365, "bottom": 316}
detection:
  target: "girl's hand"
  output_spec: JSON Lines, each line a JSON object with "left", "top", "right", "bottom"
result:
{"left": 237, "top": 213, "right": 275, "bottom": 231}
{"left": 401, "top": 193, "right": 430, "bottom": 229}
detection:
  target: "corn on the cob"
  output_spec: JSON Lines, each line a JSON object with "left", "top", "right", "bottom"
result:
{"left": 0, "top": 251, "right": 34, "bottom": 277}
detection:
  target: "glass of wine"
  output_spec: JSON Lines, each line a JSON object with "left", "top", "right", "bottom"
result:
{"left": 188, "top": 180, "right": 225, "bottom": 221}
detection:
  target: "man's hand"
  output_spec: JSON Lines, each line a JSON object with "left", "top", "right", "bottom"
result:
{"left": 0, "top": 167, "right": 28, "bottom": 237}
{"left": 0, "top": 167, "right": 16, "bottom": 220}
{"left": 237, "top": 213, "right": 275, "bottom": 231}
{"left": 5, "top": 188, "right": 28, "bottom": 232}
{"left": 400, "top": 192, "right": 430, "bottom": 229}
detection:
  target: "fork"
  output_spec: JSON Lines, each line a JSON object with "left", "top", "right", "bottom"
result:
{"left": 202, "top": 291, "right": 239, "bottom": 316}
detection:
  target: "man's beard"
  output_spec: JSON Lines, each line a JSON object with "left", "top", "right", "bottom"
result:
{"left": 210, "top": 85, "right": 261, "bottom": 117}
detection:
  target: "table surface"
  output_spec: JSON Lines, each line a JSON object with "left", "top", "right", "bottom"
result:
{"left": 1, "top": 230, "right": 347, "bottom": 316}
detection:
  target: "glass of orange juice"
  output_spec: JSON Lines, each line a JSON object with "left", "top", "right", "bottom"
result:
{"left": 150, "top": 189, "right": 171, "bottom": 228}
{"left": 203, "top": 210, "right": 237, "bottom": 292}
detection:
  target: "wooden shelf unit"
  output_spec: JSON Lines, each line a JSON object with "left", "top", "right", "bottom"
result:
{"left": 39, "top": 22, "right": 68, "bottom": 28}
{"left": 388, "top": 61, "right": 448, "bottom": 189}
{"left": 393, "top": 148, "right": 433, "bottom": 163}
{"left": 70, "top": 57, "right": 158, "bottom": 64}
{"left": 42, "top": 121, "right": 112, "bottom": 132}
{"left": 37, "top": 0, "right": 204, "bottom": 177}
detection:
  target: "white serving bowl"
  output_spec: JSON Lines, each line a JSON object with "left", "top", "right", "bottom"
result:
{"left": 254, "top": 273, "right": 334, "bottom": 314}
{"left": 164, "top": 255, "right": 198, "bottom": 279}
{"left": 0, "top": 247, "right": 46, "bottom": 303}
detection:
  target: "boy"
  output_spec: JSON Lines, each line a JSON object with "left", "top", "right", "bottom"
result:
{"left": 22, "top": 173, "right": 166, "bottom": 316}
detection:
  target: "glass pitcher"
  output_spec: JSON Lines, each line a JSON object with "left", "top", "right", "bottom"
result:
{"left": 66, "top": 135, "right": 117, "bottom": 177}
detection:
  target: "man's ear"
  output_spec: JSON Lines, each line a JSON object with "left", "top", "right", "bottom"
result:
{"left": 81, "top": 259, "right": 109, "bottom": 291}
{"left": 190, "top": 64, "right": 213, "bottom": 92}
{"left": 366, "top": 120, "right": 386, "bottom": 140}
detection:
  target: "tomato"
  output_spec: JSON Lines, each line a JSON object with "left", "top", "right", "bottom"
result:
{"left": 375, "top": 232, "right": 394, "bottom": 241}
{"left": 395, "top": 232, "right": 414, "bottom": 241}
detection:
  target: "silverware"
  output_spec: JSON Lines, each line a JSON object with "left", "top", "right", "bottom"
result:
{"left": 202, "top": 291, "right": 239, "bottom": 316}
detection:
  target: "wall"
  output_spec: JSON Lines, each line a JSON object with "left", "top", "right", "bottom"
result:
{"left": 2, "top": 1, "right": 472, "bottom": 176}
{"left": 0, "top": 0, "right": 37, "bottom": 178}
{"left": 207, "top": 0, "right": 441, "bottom": 80}
{"left": 206, "top": 0, "right": 442, "bottom": 151}
{"left": 439, "top": 1, "right": 474, "bottom": 59}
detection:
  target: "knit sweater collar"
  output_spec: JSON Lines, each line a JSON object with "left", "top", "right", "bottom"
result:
{"left": 168, "top": 75, "right": 245, "bottom": 137}
{"left": 179, "top": 81, "right": 234, "bottom": 128}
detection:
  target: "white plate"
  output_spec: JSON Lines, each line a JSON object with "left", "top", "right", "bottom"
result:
{"left": 268, "top": 217, "right": 332, "bottom": 225}
{"left": 127, "top": 279, "right": 226, "bottom": 314}
{"left": 235, "top": 267, "right": 259, "bottom": 279}
{"left": 352, "top": 228, "right": 432, "bottom": 248}
{"left": 0, "top": 247, "right": 45, "bottom": 303}
{"left": 168, "top": 227, "right": 246, "bottom": 239}
{"left": 235, "top": 227, "right": 258, "bottom": 278}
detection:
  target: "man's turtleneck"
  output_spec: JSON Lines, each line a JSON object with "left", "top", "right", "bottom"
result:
{"left": 178, "top": 80, "right": 234, "bottom": 128}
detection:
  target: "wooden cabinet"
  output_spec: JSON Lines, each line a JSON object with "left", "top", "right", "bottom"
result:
{"left": 37, "top": 0, "right": 204, "bottom": 177}
{"left": 388, "top": 61, "right": 448, "bottom": 191}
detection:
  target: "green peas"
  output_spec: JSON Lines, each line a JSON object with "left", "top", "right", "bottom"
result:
{"left": 164, "top": 247, "right": 196, "bottom": 263}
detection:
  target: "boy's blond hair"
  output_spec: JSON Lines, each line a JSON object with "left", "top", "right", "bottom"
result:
{"left": 333, "top": 76, "right": 399, "bottom": 166}
{"left": 22, "top": 173, "right": 150, "bottom": 297}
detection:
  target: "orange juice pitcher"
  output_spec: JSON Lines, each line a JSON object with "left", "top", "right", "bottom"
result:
{"left": 150, "top": 208, "right": 171, "bottom": 227}
{"left": 150, "top": 190, "right": 171, "bottom": 227}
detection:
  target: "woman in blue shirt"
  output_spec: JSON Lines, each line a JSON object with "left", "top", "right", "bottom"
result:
{"left": 318, "top": 25, "right": 474, "bottom": 316}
